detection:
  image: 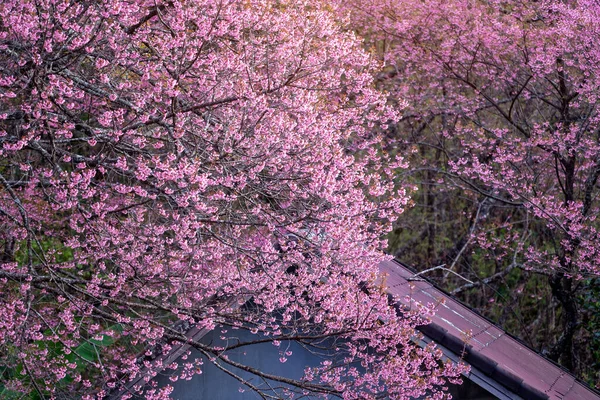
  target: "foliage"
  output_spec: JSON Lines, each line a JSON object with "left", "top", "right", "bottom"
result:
{"left": 0, "top": 0, "right": 465, "bottom": 398}
{"left": 579, "top": 279, "right": 600, "bottom": 386}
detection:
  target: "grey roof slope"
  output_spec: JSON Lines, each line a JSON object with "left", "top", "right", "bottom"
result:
{"left": 381, "top": 259, "right": 600, "bottom": 400}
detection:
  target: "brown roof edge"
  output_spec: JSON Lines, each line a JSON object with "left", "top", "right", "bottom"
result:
{"left": 383, "top": 259, "right": 600, "bottom": 400}
{"left": 418, "top": 322, "right": 548, "bottom": 400}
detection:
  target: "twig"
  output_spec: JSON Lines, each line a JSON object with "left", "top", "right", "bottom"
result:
{"left": 450, "top": 263, "right": 516, "bottom": 295}
{"left": 445, "top": 198, "right": 487, "bottom": 279}
{"left": 407, "top": 264, "right": 474, "bottom": 284}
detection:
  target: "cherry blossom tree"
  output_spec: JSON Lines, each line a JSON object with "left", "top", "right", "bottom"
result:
{"left": 343, "top": 0, "right": 600, "bottom": 378}
{"left": 0, "top": 0, "right": 465, "bottom": 398}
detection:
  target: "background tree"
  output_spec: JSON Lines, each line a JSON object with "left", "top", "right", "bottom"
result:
{"left": 344, "top": 0, "right": 600, "bottom": 385}
{"left": 0, "top": 0, "right": 465, "bottom": 398}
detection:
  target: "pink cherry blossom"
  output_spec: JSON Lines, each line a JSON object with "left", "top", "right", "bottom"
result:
{"left": 0, "top": 0, "right": 464, "bottom": 398}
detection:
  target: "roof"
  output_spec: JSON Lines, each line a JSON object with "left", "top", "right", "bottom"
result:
{"left": 381, "top": 259, "right": 600, "bottom": 400}
{"left": 110, "top": 259, "right": 600, "bottom": 399}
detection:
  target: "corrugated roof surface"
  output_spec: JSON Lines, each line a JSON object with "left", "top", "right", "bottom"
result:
{"left": 380, "top": 259, "right": 600, "bottom": 400}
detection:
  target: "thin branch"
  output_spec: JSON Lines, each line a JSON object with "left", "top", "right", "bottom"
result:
{"left": 407, "top": 264, "right": 474, "bottom": 284}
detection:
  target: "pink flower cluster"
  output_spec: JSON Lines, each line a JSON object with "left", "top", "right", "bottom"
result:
{"left": 0, "top": 0, "right": 464, "bottom": 398}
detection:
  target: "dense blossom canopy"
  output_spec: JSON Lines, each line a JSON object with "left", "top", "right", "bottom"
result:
{"left": 0, "top": 0, "right": 464, "bottom": 398}
{"left": 346, "top": 0, "right": 600, "bottom": 278}
{"left": 342, "top": 0, "right": 600, "bottom": 375}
